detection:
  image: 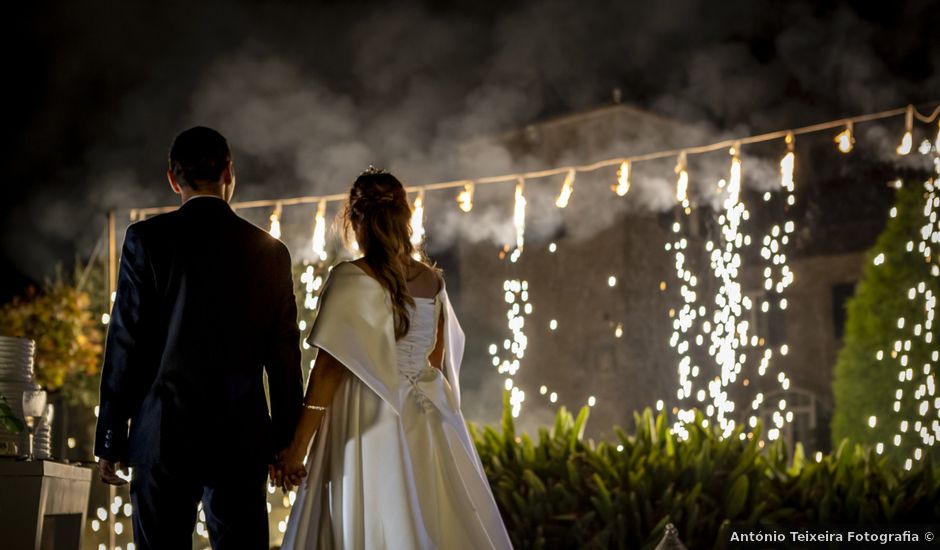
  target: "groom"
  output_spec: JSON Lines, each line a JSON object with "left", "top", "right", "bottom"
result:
{"left": 95, "top": 127, "right": 303, "bottom": 549}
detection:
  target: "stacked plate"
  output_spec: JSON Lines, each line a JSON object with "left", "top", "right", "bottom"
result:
{"left": 0, "top": 336, "right": 50, "bottom": 459}
{"left": 0, "top": 335, "right": 35, "bottom": 381}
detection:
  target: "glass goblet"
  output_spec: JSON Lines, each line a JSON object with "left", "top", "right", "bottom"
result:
{"left": 21, "top": 389, "right": 47, "bottom": 461}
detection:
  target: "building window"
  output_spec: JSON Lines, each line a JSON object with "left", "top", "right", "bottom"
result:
{"left": 746, "top": 289, "right": 786, "bottom": 347}
{"left": 759, "top": 387, "right": 823, "bottom": 454}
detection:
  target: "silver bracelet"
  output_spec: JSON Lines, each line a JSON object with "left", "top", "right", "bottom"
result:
{"left": 304, "top": 404, "right": 328, "bottom": 412}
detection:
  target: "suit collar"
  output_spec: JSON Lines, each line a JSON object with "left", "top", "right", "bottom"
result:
{"left": 179, "top": 195, "right": 233, "bottom": 214}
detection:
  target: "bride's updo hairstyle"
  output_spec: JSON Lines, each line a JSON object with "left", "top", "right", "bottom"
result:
{"left": 343, "top": 169, "right": 427, "bottom": 340}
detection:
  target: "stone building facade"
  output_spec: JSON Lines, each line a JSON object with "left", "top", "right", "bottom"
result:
{"left": 443, "top": 103, "right": 892, "bottom": 453}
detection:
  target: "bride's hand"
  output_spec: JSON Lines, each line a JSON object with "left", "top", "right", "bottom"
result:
{"left": 276, "top": 444, "right": 308, "bottom": 491}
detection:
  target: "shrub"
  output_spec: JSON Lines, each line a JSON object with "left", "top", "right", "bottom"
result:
{"left": 0, "top": 272, "right": 103, "bottom": 403}
{"left": 471, "top": 393, "right": 940, "bottom": 549}
{"left": 831, "top": 176, "right": 939, "bottom": 462}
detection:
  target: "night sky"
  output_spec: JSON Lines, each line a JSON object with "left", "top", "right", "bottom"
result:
{"left": 2, "top": 0, "right": 938, "bottom": 301}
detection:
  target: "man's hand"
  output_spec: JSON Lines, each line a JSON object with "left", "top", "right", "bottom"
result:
{"left": 98, "top": 458, "right": 129, "bottom": 486}
{"left": 272, "top": 446, "right": 307, "bottom": 492}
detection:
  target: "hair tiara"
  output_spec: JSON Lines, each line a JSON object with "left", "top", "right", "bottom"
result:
{"left": 361, "top": 165, "right": 387, "bottom": 176}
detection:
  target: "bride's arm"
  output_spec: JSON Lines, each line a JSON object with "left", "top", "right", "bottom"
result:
{"left": 274, "top": 348, "right": 346, "bottom": 490}
{"left": 428, "top": 309, "right": 445, "bottom": 370}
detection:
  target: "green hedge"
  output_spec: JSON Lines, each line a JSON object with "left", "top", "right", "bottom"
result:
{"left": 832, "top": 177, "right": 939, "bottom": 460}
{"left": 470, "top": 395, "right": 940, "bottom": 549}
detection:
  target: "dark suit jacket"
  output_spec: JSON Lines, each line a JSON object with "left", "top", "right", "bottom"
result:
{"left": 94, "top": 196, "right": 303, "bottom": 471}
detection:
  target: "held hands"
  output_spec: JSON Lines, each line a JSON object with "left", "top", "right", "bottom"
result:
{"left": 270, "top": 444, "right": 307, "bottom": 492}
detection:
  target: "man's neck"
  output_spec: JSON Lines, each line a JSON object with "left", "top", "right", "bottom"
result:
{"left": 181, "top": 191, "right": 225, "bottom": 204}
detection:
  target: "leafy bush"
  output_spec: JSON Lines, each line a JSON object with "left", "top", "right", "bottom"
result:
{"left": 0, "top": 272, "right": 103, "bottom": 402}
{"left": 832, "top": 176, "right": 939, "bottom": 461}
{"left": 0, "top": 395, "right": 24, "bottom": 434}
{"left": 471, "top": 394, "right": 940, "bottom": 549}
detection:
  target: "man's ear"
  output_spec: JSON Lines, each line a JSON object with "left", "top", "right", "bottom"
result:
{"left": 167, "top": 170, "right": 183, "bottom": 195}
{"left": 222, "top": 162, "right": 235, "bottom": 185}
{"left": 221, "top": 162, "right": 236, "bottom": 202}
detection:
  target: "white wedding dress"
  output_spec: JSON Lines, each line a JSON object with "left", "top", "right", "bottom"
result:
{"left": 281, "top": 262, "right": 513, "bottom": 550}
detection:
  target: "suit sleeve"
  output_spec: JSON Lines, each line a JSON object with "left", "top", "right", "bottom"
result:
{"left": 264, "top": 244, "right": 303, "bottom": 454}
{"left": 94, "top": 225, "right": 154, "bottom": 461}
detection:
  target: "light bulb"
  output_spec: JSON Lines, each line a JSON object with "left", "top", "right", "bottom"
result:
{"left": 897, "top": 131, "right": 913, "bottom": 155}
{"left": 311, "top": 200, "right": 327, "bottom": 261}
{"left": 268, "top": 204, "right": 282, "bottom": 239}
{"left": 457, "top": 182, "right": 474, "bottom": 213}
{"left": 612, "top": 160, "right": 631, "bottom": 196}
{"left": 835, "top": 123, "right": 854, "bottom": 153}
{"left": 897, "top": 105, "right": 913, "bottom": 155}
{"left": 513, "top": 179, "right": 526, "bottom": 253}
{"left": 780, "top": 132, "right": 795, "bottom": 192}
{"left": 410, "top": 191, "right": 425, "bottom": 247}
{"left": 556, "top": 169, "right": 575, "bottom": 208}
{"left": 727, "top": 144, "right": 742, "bottom": 207}
{"left": 675, "top": 152, "right": 689, "bottom": 205}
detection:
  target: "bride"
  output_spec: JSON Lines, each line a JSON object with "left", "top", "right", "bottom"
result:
{"left": 275, "top": 169, "right": 513, "bottom": 549}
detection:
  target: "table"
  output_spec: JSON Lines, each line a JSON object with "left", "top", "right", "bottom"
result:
{"left": 0, "top": 460, "right": 92, "bottom": 550}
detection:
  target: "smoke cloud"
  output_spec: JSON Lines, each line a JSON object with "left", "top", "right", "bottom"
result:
{"left": 3, "top": 0, "right": 938, "bottom": 281}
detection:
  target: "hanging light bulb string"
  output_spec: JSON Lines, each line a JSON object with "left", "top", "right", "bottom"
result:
{"left": 612, "top": 159, "right": 631, "bottom": 196}
{"left": 312, "top": 199, "right": 328, "bottom": 261}
{"left": 897, "top": 105, "right": 914, "bottom": 155}
{"left": 410, "top": 189, "right": 426, "bottom": 251}
{"left": 675, "top": 151, "right": 690, "bottom": 207}
{"left": 509, "top": 178, "right": 527, "bottom": 263}
{"left": 268, "top": 202, "right": 283, "bottom": 239}
{"left": 129, "top": 102, "right": 939, "bottom": 218}
{"left": 555, "top": 169, "right": 576, "bottom": 208}
{"left": 457, "top": 181, "right": 475, "bottom": 212}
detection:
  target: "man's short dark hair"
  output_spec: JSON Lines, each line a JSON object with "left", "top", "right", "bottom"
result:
{"left": 168, "top": 127, "right": 232, "bottom": 189}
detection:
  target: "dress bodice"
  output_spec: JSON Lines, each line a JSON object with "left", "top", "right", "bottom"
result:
{"left": 395, "top": 297, "right": 440, "bottom": 377}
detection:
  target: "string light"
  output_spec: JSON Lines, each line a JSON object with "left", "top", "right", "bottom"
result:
{"left": 781, "top": 132, "right": 795, "bottom": 193}
{"left": 268, "top": 203, "right": 282, "bottom": 239}
{"left": 612, "top": 160, "right": 631, "bottom": 196}
{"left": 129, "top": 105, "right": 935, "bottom": 229}
{"left": 835, "top": 122, "right": 855, "bottom": 154}
{"left": 410, "top": 190, "right": 425, "bottom": 248}
{"left": 311, "top": 200, "right": 327, "bottom": 261}
{"left": 457, "top": 182, "right": 474, "bottom": 213}
{"left": 754, "top": 136, "right": 798, "bottom": 442}
{"left": 897, "top": 105, "right": 914, "bottom": 156}
{"left": 667, "top": 190, "right": 701, "bottom": 439}
{"left": 555, "top": 169, "right": 575, "bottom": 208}
{"left": 490, "top": 279, "right": 530, "bottom": 417}
{"left": 300, "top": 264, "right": 325, "bottom": 311}
{"left": 704, "top": 162, "right": 751, "bottom": 438}
{"left": 675, "top": 151, "right": 689, "bottom": 207}
{"left": 670, "top": 138, "right": 795, "bottom": 441}
{"left": 872, "top": 148, "right": 939, "bottom": 467}
{"left": 510, "top": 178, "right": 526, "bottom": 263}
{"left": 922, "top": 139, "right": 934, "bottom": 156}
{"left": 728, "top": 143, "right": 742, "bottom": 206}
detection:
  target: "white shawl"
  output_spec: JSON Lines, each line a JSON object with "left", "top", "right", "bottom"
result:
{"left": 305, "top": 261, "right": 466, "bottom": 412}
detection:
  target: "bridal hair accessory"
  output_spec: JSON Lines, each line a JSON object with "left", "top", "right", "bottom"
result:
{"left": 361, "top": 165, "right": 387, "bottom": 176}
{"left": 304, "top": 404, "right": 328, "bottom": 412}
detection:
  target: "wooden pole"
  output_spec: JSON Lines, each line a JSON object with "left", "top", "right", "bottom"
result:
{"left": 106, "top": 210, "right": 118, "bottom": 550}
{"left": 108, "top": 484, "right": 116, "bottom": 550}
{"left": 107, "top": 210, "right": 116, "bottom": 306}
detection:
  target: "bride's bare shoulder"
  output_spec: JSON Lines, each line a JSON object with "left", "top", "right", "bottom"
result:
{"left": 411, "top": 261, "right": 444, "bottom": 295}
